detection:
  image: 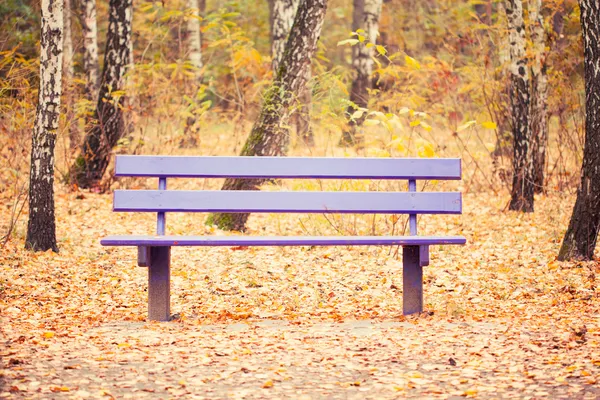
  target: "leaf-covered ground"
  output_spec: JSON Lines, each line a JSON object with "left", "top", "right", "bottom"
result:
{"left": 1, "top": 190, "right": 600, "bottom": 398}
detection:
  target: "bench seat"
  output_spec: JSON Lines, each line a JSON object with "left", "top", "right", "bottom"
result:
{"left": 101, "top": 235, "right": 467, "bottom": 247}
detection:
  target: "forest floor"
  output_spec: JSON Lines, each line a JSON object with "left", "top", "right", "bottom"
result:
{"left": 1, "top": 189, "right": 600, "bottom": 399}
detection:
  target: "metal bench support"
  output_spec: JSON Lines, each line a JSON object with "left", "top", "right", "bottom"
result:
{"left": 148, "top": 247, "right": 171, "bottom": 321}
{"left": 403, "top": 245, "right": 423, "bottom": 314}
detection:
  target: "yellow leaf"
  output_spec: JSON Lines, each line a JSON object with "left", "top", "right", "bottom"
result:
{"left": 351, "top": 110, "right": 365, "bottom": 120}
{"left": 363, "top": 119, "right": 380, "bottom": 126}
{"left": 464, "top": 387, "right": 478, "bottom": 396}
{"left": 457, "top": 120, "right": 476, "bottom": 132}
{"left": 405, "top": 55, "right": 421, "bottom": 70}
{"left": 337, "top": 39, "right": 359, "bottom": 46}
{"left": 376, "top": 45, "right": 387, "bottom": 56}
{"left": 481, "top": 121, "right": 497, "bottom": 129}
{"left": 418, "top": 141, "right": 436, "bottom": 158}
{"left": 262, "top": 380, "right": 274, "bottom": 388}
{"left": 43, "top": 332, "right": 54, "bottom": 339}
{"left": 410, "top": 120, "right": 421, "bottom": 127}
{"left": 118, "top": 343, "right": 131, "bottom": 348}
{"left": 420, "top": 121, "right": 432, "bottom": 131}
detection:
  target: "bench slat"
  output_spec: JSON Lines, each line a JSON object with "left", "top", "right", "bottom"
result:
{"left": 101, "top": 235, "right": 467, "bottom": 247}
{"left": 113, "top": 190, "right": 462, "bottom": 214}
{"left": 115, "top": 156, "right": 461, "bottom": 180}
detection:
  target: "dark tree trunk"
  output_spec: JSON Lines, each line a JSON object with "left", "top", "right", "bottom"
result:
{"left": 26, "top": 0, "right": 63, "bottom": 253}
{"left": 340, "top": 0, "right": 383, "bottom": 146}
{"left": 71, "top": 0, "right": 132, "bottom": 188}
{"left": 506, "top": 0, "right": 534, "bottom": 212}
{"left": 207, "top": 0, "right": 328, "bottom": 231}
{"left": 558, "top": 0, "right": 600, "bottom": 261}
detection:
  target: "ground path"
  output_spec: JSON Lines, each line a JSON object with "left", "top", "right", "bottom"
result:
{"left": 1, "top": 192, "right": 600, "bottom": 398}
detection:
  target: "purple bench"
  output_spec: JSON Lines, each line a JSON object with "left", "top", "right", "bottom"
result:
{"left": 101, "top": 155, "right": 466, "bottom": 321}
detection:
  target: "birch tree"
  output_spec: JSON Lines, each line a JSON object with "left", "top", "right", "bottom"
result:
{"left": 529, "top": 0, "right": 549, "bottom": 193}
{"left": 80, "top": 0, "right": 99, "bottom": 101}
{"left": 26, "top": 0, "right": 63, "bottom": 252}
{"left": 63, "top": 0, "right": 79, "bottom": 149}
{"left": 558, "top": 0, "right": 600, "bottom": 260}
{"left": 340, "top": 0, "right": 383, "bottom": 145}
{"left": 208, "top": 0, "right": 328, "bottom": 231}
{"left": 186, "top": 0, "right": 204, "bottom": 81}
{"left": 72, "top": 0, "right": 133, "bottom": 188}
{"left": 271, "top": 0, "right": 314, "bottom": 146}
{"left": 505, "top": 0, "right": 534, "bottom": 212}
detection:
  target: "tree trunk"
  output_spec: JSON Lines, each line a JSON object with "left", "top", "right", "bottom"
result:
{"left": 529, "top": 0, "right": 549, "bottom": 194}
{"left": 506, "top": 0, "right": 534, "bottom": 212}
{"left": 71, "top": 0, "right": 133, "bottom": 188}
{"left": 63, "top": 0, "right": 79, "bottom": 150}
{"left": 558, "top": 0, "right": 600, "bottom": 261}
{"left": 181, "top": 0, "right": 205, "bottom": 148}
{"left": 271, "top": 0, "right": 314, "bottom": 146}
{"left": 207, "top": 0, "right": 328, "bottom": 231}
{"left": 340, "top": 0, "right": 383, "bottom": 146}
{"left": 80, "top": 0, "right": 99, "bottom": 101}
{"left": 26, "top": 0, "right": 63, "bottom": 253}
{"left": 297, "top": 67, "right": 314, "bottom": 146}
{"left": 186, "top": 0, "right": 203, "bottom": 79}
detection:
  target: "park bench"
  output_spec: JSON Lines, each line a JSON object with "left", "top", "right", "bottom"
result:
{"left": 101, "top": 155, "right": 466, "bottom": 321}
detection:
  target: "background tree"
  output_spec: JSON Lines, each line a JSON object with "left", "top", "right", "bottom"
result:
{"left": 506, "top": 0, "right": 534, "bottom": 212}
{"left": 63, "top": 0, "right": 78, "bottom": 149}
{"left": 79, "top": 0, "right": 99, "bottom": 101}
{"left": 207, "top": 0, "right": 328, "bottom": 231}
{"left": 187, "top": 0, "right": 204, "bottom": 80}
{"left": 530, "top": 0, "right": 549, "bottom": 193}
{"left": 271, "top": 0, "right": 314, "bottom": 146}
{"left": 26, "top": 0, "right": 63, "bottom": 252}
{"left": 72, "top": 0, "right": 133, "bottom": 188}
{"left": 340, "top": 0, "right": 383, "bottom": 146}
{"left": 558, "top": 0, "right": 600, "bottom": 261}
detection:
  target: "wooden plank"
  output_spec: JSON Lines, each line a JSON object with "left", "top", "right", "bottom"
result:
{"left": 101, "top": 235, "right": 467, "bottom": 247}
{"left": 403, "top": 246, "right": 423, "bottom": 315}
{"left": 113, "top": 190, "right": 462, "bottom": 214}
{"left": 115, "top": 155, "right": 462, "bottom": 180}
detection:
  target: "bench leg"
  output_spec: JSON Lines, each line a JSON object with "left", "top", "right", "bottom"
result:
{"left": 148, "top": 247, "right": 171, "bottom": 321}
{"left": 403, "top": 245, "right": 423, "bottom": 315}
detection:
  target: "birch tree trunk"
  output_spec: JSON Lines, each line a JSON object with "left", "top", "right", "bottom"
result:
{"left": 181, "top": 0, "right": 205, "bottom": 148}
{"left": 558, "top": 0, "right": 600, "bottom": 260}
{"left": 271, "top": 0, "right": 314, "bottom": 146}
{"left": 186, "top": 0, "right": 203, "bottom": 80}
{"left": 26, "top": 0, "right": 63, "bottom": 253}
{"left": 63, "top": 0, "right": 79, "bottom": 149}
{"left": 72, "top": 0, "right": 132, "bottom": 188}
{"left": 506, "top": 0, "right": 534, "bottom": 212}
{"left": 529, "top": 0, "right": 549, "bottom": 194}
{"left": 340, "top": 0, "right": 383, "bottom": 145}
{"left": 207, "top": 0, "right": 328, "bottom": 231}
{"left": 80, "top": 0, "right": 99, "bottom": 101}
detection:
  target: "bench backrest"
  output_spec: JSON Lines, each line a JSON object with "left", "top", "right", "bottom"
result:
{"left": 113, "top": 155, "right": 462, "bottom": 236}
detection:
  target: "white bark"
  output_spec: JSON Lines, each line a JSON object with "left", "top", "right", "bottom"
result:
{"left": 187, "top": 0, "right": 203, "bottom": 79}
{"left": 27, "top": 0, "right": 63, "bottom": 252}
{"left": 271, "top": 0, "right": 300, "bottom": 73}
{"left": 80, "top": 0, "right": 99, "bottom": 100}
{"left": 63, "top": 0, "right": 74, "bottom": 80}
